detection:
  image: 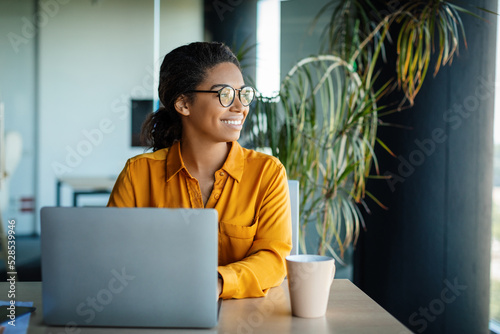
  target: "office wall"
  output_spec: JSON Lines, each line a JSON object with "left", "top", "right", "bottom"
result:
{"left": 37, "top": 0, "right": 203, "bottom": 232}
{"left": 280, "top": 0, "right": 330, "bottom": 76}
{"left": 0, "top": 0, "right": 37, "bottom": 234}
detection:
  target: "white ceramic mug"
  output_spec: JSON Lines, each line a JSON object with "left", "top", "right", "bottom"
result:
{"left": 286, "top": 254, "right": 335, "bottom": 318}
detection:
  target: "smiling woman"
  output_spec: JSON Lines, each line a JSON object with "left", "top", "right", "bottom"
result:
{"left": 107, "top": 42, "right": 292, "bottom": 300}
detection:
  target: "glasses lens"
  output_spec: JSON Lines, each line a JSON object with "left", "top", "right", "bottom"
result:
{"left": 240, "top": 87, "right": 255, "bottom": 106}
{"left": 219, "top": 87, "right": 234, "bottom": 107}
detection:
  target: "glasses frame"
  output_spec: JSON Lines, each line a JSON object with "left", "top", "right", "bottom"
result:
{"left": 185, "top": 85, "right": 255, "bottom": 107}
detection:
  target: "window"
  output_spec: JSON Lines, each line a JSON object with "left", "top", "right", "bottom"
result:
{"left": 256, "top": 0, "right": 281, "bottom": 99}
{"left": 490, "top": 7, "right": 500, "bottom": 330}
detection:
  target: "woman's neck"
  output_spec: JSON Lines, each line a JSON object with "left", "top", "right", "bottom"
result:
{"left": 180, "top": 138, "right": 231, "bottom": 177}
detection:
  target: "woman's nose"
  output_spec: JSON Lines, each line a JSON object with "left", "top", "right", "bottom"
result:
{"left": 229, "top": 94, "right": 245, "bottom": 112}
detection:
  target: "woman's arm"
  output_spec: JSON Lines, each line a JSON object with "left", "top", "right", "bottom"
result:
{"left": 107, "top": 160, "right": 136, "bottom": 207}
{"left": 218, "top": 165, "right": 292, "bottom": 299}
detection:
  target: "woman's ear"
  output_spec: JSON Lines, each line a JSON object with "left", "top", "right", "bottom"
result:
{"left": 174, "top": 95, "right": 190, "bottom": 116}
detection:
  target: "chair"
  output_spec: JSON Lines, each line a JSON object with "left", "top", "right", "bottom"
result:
{"left": 288, "top": 180, "right": 299, "bottom": 255}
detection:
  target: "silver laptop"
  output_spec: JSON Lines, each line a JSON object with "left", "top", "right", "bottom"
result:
{"left": 40, "top": 207, "right": 219, "bottom": 328}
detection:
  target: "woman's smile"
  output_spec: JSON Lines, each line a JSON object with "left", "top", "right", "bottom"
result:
{"left": 220, "top": 117, "right": 244, "bottom": 129}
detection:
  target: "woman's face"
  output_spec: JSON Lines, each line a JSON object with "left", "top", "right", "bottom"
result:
{"left": 179, "top": 62, "right": 249, "bottom": 144}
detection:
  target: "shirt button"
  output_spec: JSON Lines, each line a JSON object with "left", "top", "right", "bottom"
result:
{"left": 219, "top": 172, "right": 225, "bottom": 176}
{"left": 214, "top": 193, "right": 220, "bottom": 200}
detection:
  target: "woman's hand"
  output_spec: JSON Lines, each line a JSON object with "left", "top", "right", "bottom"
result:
{"left": 218, "top": 277, "right": 223, "bottom": 297}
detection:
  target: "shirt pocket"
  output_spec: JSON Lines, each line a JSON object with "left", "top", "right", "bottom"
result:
{"left": 219, "top": 218, "right": 258, "bottom": 266}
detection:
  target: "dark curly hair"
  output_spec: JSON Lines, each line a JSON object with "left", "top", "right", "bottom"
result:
{"left": 140, "top": 42, "right": 241, "bottom": 151}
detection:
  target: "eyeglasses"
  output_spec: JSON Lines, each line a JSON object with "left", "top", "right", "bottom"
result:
{"left": 185, "top": 85, "right": 255, "bottom": 107}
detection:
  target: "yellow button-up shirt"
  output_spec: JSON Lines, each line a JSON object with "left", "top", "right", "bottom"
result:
{"left": 107, "top": 141, "right": 292, "bottom": 299}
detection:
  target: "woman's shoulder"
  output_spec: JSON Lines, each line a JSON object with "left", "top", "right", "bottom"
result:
{"left": 238, "top": 146, "right": 288, "bottom": 187}
{"left": 127, "top": 148, "right": 170, "bottom": 166}
{"left": 241, "top": 146, "right": 284, "bottom": 170}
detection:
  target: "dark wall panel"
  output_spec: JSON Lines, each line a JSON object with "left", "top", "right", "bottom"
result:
{"left": 354, "top": 1, "right": 497, "bottom": 333}
{"left": 204, "top": 0, "right": 257, "bottom": 83}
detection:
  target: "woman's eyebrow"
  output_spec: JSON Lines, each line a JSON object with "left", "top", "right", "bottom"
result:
{"left": 210, "top": 84, "right": 246, "bottom": 90}
{"left": 210, "top": 84, "right": 227, "bottom": 90}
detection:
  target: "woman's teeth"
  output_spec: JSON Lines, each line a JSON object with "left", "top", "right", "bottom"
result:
{"left": 221, "top": 120, "right": 242, "bottom": 125}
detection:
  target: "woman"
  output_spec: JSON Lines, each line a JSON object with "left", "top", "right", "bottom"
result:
{"left": 108, "top": 42, "right": 292, "bottom": 299}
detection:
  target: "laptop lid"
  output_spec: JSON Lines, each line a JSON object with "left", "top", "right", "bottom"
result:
{"left": 40, "top": 207, "right": 218, "bottom": 328}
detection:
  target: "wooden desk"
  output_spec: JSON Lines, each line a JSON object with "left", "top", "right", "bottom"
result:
{"left": 0, "top": 280, "right": 411, "bottom": 333}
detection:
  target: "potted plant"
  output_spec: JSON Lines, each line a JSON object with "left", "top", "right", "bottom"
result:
{"left": 244, "top": 0, "right": 488, "bottom": 261}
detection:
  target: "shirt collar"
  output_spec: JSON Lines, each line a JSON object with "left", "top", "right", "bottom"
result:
{"left": 166, "top": 141, "right": 245, "bottom": 183}
{"left": 221, "top": 141, "right": 244, "bottom": 183}
{"left": 166, "top": 141, "right": 185, "bottom": 182}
